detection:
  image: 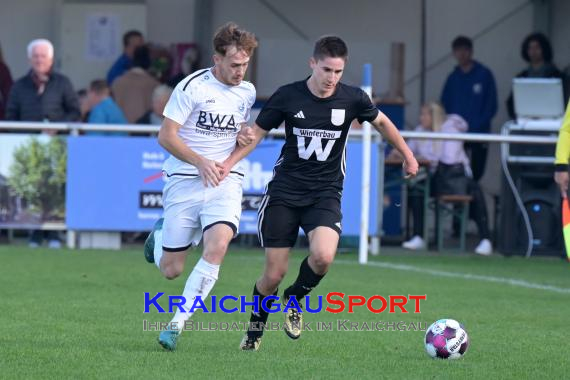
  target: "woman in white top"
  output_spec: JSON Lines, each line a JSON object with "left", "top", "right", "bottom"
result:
{"left": 396, "top": 102, "right": 492, "bottom": 255}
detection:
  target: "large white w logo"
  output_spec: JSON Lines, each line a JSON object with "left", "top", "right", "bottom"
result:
{"left": 297, "top": 136, "right": 336, "bottom": 161}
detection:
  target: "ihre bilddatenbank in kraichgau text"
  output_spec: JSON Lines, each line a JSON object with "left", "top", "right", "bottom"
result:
{"left": 144, "top": 292, "right": 427, "bottom": 314}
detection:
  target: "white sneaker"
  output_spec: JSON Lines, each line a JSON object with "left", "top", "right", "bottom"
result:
{"left": 402, "top": 235, "right": 426, "bottom": 250}
{"left": 475, "top": 239, "right": 492, "bottom": 256}
{"left": 48, "top": 239, "right": 62, "bottom": 249}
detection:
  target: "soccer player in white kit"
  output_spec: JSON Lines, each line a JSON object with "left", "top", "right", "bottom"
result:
{"left": 143, "top": 22, "right": 258, "bottom": 351}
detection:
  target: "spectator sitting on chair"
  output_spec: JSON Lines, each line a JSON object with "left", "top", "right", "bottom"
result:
{"left": 0, "top": 42, "right": 13, "bottom": 120}
{"left": 5, "top": 38, "right": 80, "bottom": 248}
{"left": 86, "top": 79, "right": 127, "bottom": 133}
{"left": 107, "top": 30, "right": 144, "bottom": 85}
{"left": 112, "top": 45, "right": 160, "bottom": 124}
{"left": 389, "top": 102, "right": 492, "bottom": 255}
{"left": 506, "top": 32, "right": 566, "bottom": 119}
{"left": 136, "top": 84, "right": 172, "bottom": 125}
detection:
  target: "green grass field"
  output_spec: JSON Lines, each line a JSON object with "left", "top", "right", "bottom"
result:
{"left": 1, "top": 245, "right": 569, "bottom": 379}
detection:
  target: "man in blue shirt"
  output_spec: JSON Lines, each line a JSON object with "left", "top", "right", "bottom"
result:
{"left": 86, "top": 79, "right": 127, "bottom": 132}
{"left": 441, "top": 36, "right": 496, "bottom": 254}
{"left": 106, "top": 30, "right": 144, "bottom": 85}
{"left": 441, "top": 36, "right": 497, "bottom": 182}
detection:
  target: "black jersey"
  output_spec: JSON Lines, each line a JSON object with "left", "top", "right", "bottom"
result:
{"left": 256, "top": 79, "right": 379, "bottom": 205}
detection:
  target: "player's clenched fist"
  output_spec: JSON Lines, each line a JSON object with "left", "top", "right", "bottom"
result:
{"left": 403, "top": 155, "right": 419, "bottom": 179}
{"left": 237, "top": 124, "right": 255, "bottom": 147}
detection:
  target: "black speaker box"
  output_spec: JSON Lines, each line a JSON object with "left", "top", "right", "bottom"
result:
{"left": 498, "top": 165, "right": 563, "bottom": 257}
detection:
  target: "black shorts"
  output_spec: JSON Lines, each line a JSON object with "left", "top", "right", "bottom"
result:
{"left": 257, "top": 196, "right": 342, "bottom": 248}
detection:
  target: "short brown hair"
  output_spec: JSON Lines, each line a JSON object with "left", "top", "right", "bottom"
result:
{"left": 313, "top": 36, "right": 348, "bottom": 61}
{"left": 123, "top": 30, "right": 143, "bottom": 48}
{"left": 213, "top": 22, "right": 258, "bottom": 57}
{"left": 89, "top": 79, "right": 109, "bottom": 95}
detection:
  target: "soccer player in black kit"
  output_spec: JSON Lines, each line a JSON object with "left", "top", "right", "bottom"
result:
{"left": 221, "top": 36, "right": 418, "bottom": 351}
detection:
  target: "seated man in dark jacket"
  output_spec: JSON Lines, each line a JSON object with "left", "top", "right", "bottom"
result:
{"left": 6, "top": 38, "right": 80, "bottom": 126}
{"left": 5, "top": 38, "right": 80, "bottom": 248}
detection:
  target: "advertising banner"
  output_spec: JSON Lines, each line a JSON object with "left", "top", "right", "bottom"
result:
{"left": 66, "top": 136, "right": 379, "bottom": 235}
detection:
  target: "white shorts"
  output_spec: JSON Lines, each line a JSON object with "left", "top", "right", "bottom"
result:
{"left": 161, "top": 173, "right": 243, "bottom": 251}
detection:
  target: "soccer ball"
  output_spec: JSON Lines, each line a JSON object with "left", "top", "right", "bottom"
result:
{"left": 424, "top": 319, "right": 469, "bottom": 359}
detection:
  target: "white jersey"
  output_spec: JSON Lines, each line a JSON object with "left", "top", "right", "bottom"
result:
{"left": 162, "top": 68, "right": 256, "bottom": 176}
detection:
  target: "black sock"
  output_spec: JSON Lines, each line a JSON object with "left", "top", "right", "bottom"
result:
{"left": 283, "top": 257, "right": 325, "bottom": 303}
{"left": 247, "top": 283, "right": 277, "bottom": 338}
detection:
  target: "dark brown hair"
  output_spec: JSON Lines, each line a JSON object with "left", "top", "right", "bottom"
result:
{"left": 213, "top": 22, "right": 258, "bottom": 57}
{"left": 451, "top": 36, "right": 473, "bottom": 51}
{"left": 521, "top": 32, "right": 553, "bottom": 63}
{"left": 123, "top": 30, "right": 143, "bottom": 48}
{"left": 132, "top": 45, "right": 151, "bottom": 69}
{"left": 313, "top": 36, "right": 348, "bottom": 61}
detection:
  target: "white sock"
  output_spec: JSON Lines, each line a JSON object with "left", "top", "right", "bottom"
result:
{"left": 153, "top": 229, "right": 163, "bottom": 270}
{"left": 170, "top": 257, "right": 220, "bottom": 332}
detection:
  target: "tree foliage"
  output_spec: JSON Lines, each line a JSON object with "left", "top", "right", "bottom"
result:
{"left": 8, "top": 137, "right": 67, "bottom": 219}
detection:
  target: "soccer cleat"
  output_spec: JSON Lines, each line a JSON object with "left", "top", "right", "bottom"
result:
{"left": 283, "top": 298, "right": 303, "bottom": 340}
{"left": 158, "top": 329, "right": 179, "bottom": 351}
{"left": 239, "top": 333, "right": 261, "bottom": 351}
{"left": 144, "top": 218, "right": 164, "bottom": 263}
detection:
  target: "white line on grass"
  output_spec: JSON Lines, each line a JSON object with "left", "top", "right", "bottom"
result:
{"left": 334, "top": 260, "right": 570, "bottom": 294}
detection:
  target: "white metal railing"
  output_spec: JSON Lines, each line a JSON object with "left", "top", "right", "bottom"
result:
{"left": 0, "top": 121, "right": 559, "bottom": 144}
{"left": 0, "top": 121, "right": 158, "bottom": 134}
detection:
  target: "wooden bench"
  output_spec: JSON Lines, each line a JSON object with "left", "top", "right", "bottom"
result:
{"left": 436, "top": 194, "right": 473, "bottom": 252}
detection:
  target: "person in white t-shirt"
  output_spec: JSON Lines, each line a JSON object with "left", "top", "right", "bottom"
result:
{"left": 143, "top": 22, "right": 258, "bottom": 351}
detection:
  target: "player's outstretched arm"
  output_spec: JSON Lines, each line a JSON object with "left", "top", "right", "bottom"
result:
{"left": 221, "top": 124, "right": 268, "bottom": 179}
{"left": 158, "top": 117, "right": 224, "bottom": 187}
{"left": 371, "top": 112, "right": 419, "bottom": 178}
